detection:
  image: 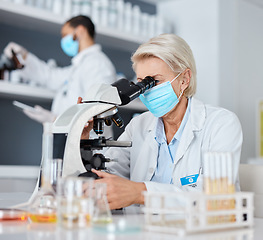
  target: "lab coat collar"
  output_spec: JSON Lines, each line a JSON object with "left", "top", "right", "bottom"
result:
{"left": 142, "top": 97, "right": 206, "bottom": 176}
{"left": 143, "top": 97, "right": 206, "bottom": 148}
{"left": 173, "top": 97, "right": 206, "bottom": 165}
{"left": 71, "top": 44, "right": 102, "bottom": 66}
{"left": 190, "top": 97, "right": 206, "bottom": 131}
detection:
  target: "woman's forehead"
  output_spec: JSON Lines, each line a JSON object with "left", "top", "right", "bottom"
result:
{"left": 136, "top": 58, "right": 173, "bottom": 77}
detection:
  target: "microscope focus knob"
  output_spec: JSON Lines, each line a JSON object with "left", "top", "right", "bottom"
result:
{"left": 91, "top": 153, "right": 110, "bottom": 170}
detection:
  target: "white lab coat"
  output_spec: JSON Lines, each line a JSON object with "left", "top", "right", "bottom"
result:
{"left": 105, "top": 97, "right": 243, "bottom": 193}
{"left": 19, "top": 44, "right": 116, "bottom": 116}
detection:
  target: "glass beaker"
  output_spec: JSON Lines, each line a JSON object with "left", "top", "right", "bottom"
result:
{"left": 28, "top": 123, "right": 57, "bottom": 223}
{"left": 51, "top": 158, "right": 63, "bottom": 192}
{"left": 92, "top": 182, "right": 112, "bottom": 224}
{"left": 57, "top": 177, "right": 94, "bottom": 229}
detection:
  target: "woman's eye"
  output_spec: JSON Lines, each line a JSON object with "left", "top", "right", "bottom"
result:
{"left": 155, "top": 80, "right": 161, "bottom": 85}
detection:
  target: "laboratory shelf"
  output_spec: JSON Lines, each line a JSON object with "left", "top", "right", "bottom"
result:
{"left": 0, "top": 81, "right": 147, "bottom": 110}
{"left": 0, "top": 81, "right": 55, "bottom": 101}
{"left": 0, "top": 1, "right": 147, "bottom": 52}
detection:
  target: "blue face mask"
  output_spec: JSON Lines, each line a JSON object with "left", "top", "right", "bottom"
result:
{"left": 60, "top": 34, "right": 79, "bottom": 57}
{"left": 139, "top": 72, "right": 183, "bottom": 117}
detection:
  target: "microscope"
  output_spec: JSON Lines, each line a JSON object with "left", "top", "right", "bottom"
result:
{"left": 52, "top": 77, "right": 156, "bottom": 178}
{"left": 0, "top": 50, "right": 24, "bottom": 80}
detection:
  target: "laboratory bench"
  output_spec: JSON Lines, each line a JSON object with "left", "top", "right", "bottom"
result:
{"left": 0, "top": 190, "right": 262, "bottom": 240}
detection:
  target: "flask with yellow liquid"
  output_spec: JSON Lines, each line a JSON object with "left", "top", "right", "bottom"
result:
{"left": 28, "top": 122, "right": 57, "bottom": 223}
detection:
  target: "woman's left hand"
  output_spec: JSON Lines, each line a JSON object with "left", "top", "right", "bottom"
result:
{"left": 92, "top": 169, "right": 146, "bottom": 210}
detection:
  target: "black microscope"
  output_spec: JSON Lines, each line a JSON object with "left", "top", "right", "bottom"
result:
{"left": 52, "top": 76, "right": 157, "bottom": 179}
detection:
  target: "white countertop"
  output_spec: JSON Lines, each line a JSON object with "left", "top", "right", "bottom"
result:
{"left": 0, "top": 192, "right": 262, "bottom": 240}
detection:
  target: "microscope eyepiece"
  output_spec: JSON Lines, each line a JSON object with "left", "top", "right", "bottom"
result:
{"left": 135, "top": 76, "right": 156, "bottom": 94}
{"left": 112, "top": 76, "right": 156, "bottom": 106}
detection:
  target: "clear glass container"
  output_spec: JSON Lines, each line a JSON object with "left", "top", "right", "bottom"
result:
{"left": 28, "top": 123, "right": 57, "bottom": 223}
{"left": 92, "top": 182, "right": 112, "bottom": 224}
{"left": 57, "top": 177, "right": 94, "bottom": 229}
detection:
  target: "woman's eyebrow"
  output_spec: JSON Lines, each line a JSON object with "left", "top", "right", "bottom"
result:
{"left": 152, "top": 74, "right": 163, "bottom": 79}
{"left": 137, "top": 74, "right": 163, "bottom": 80}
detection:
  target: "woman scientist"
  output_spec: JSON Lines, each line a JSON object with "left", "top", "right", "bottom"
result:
{"left": 4, "top": 15, "right": 116, "bottom": 125}
{"left": 82, "top": 34, "right": 243, "bottom": 210}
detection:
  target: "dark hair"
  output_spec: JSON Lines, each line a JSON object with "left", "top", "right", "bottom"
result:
{"left": 66, "top": 15, "right": 95, "bottom": 39}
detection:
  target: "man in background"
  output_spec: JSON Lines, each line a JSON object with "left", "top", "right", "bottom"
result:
{"left": 4, "top": 15, "right": 116, "bottom": 127}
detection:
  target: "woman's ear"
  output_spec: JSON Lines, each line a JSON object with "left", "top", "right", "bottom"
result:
{"left": 181, "top": 69, "right": 192, "bottom": 91}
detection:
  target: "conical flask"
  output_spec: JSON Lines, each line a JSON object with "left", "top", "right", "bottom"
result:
{"left": 93, "top": 183, "right": 112, "bottom": 224}
{"left": 28, "top": 122, "right": 57, "bottom": 223}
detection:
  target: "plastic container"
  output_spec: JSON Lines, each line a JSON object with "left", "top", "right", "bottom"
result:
{"left": 100, "top": 0, "right": 109, "bottom": 27}
{"left": 143, "top": 191, "right": 254, "bottom": 235}
{"left": 63, "top": 0, "right": 72, "bottom": 18}
{"left": 81, "top": 0, "right": 91, "bottom": 17}
{"left": 52, "top": 0, "right": 63, "bottom": 15}
{"left": 132, "top": 5, "right": 141, "bottom": 36}
{"left": 72, "top": 0, "right": 81, "bottom": 16}
{"left": 91, "top": 0, "right": 100, "bottom": 26}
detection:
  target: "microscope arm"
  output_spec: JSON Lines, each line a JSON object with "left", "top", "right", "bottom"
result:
{"left": 52, "top": 102, "right": 117, "bottom": 177}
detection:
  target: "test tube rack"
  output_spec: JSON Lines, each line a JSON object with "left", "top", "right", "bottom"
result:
{"left": 143, "top": 191, "right": 254, "bottom": 235}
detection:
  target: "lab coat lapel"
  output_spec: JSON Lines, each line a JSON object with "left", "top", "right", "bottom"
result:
{"left": 174, "top": 123, "right": 194, "bottom": 165}
{"left": 138, "top": 117, "right": 158, "bottom": 181}
{"left": 146, "top": 128, "right": 159, "bottom": 180}
{"left": 174, "top": 98, "right": 206, "bottom": 165}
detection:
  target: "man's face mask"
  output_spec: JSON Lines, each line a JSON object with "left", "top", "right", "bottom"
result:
{"left": 139, "top": 72, "right": 183, "bottom": 117}
{"left": 60, "top": 34, "right": 79, "bottom": 57}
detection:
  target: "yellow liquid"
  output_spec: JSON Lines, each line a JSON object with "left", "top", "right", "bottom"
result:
{"left": 93, "top": 218, "right": 112, "bottom": 224}
{"left": 29, "top": 213, "right": 57, "bottom": 223}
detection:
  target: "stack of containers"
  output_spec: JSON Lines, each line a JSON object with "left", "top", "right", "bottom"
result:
{"left": 143, "top": 151, "right": 254, "bottom": 235}
{"left": 5, "top": 0, "right": 173, "bottom": 39}
{"left": 203, "top": 152, "right": 236, "bottom": 224}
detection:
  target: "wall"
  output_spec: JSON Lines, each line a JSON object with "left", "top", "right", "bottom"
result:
{"left": 235, "top": 0, "right": 263, "bottom": 162}
{"left": 158, "top": 0, "right": 220, "bottom": 106}
{"left": 157, "top": 0, "right": 263, "bottom": 162}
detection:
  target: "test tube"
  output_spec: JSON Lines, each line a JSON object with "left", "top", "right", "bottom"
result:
{"left": 226, "top": 152, "right": 235, "bottom": 194}
{"left": 226, "top": 152, "right": 236, "bottom": 222}
{"left": 221, "top": 154, "right": 228, "bottom": 194}
{"left": 203, "top": 152, "right": 211, "bottom": 195}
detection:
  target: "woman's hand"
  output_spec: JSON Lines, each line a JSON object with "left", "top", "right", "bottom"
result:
{"left": 92, "top": 169, "right": 147, "bottom": 210}
{"left": 77, "top": 97, "right": 93, "bottom": 139}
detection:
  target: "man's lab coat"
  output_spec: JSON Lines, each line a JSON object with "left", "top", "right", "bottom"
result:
{"left": 105, "top": 97, "right": 243, "bottom": 193}
{"left": 19, "top": 44, "right": 116, "bottom": 116}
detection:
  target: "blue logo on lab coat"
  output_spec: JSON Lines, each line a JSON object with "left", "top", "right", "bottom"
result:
{"left": 180, "top": 174, "right": 199, "bottom": 186}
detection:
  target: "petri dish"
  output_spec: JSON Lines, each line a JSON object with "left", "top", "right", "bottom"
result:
{"left": 0, "top": 208, "right": 28, "bottom": 221}
{"left": 93, "top": 216, "right": 142, "bottom": 234}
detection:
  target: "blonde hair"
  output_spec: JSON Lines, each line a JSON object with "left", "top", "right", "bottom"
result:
{"left": 131, "top": 34, "right": 197, "bottom": 97}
